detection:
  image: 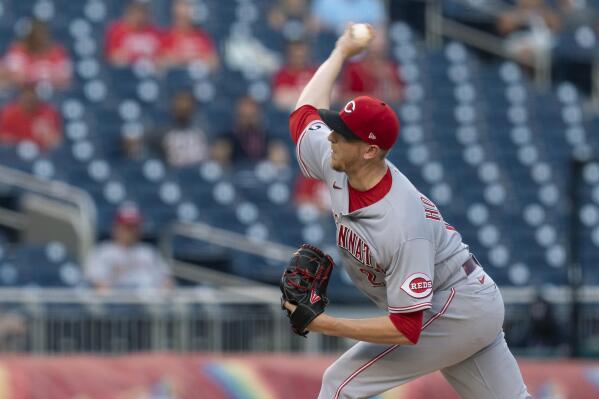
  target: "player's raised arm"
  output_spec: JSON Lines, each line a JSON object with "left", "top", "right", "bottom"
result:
{"left": 288, "top": 23, "right": 376, "bottom": 180}
{"left": 294, "top": 24, "right": 374, "bottom": 111}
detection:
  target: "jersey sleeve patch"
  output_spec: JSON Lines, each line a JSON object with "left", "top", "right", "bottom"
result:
{"left": 296, "top": 124, "right": 318, "bottom": 179}
{"left": 289, "top": 104, "right": 321, "bottom": 143}
{"left": 400, "top": 272, "right": 433, "bottom": 299}
{"left": 295, "top": 119, "right": 332, "bottom": 181}
{"left": 307, "top": 121, "right": 326, "bottom": 131}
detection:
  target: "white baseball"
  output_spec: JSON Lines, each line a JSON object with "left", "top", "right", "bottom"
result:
{"left": 351, "top": 23, "right": 372, "bottom": 46}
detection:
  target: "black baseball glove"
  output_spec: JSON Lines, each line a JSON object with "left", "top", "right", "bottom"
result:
{"left": 280, "top": 244, "right": 334, "bottom": 337}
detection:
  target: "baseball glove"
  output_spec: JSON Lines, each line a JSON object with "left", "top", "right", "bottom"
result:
{"left": 280, "top": 244, "right": 334, "bottom": 337}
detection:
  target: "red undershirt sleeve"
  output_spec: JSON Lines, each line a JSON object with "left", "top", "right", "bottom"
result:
{"left": 389, "top": 310, "right": 424, "bottom": 344}
{"left": 289, "top": 104, "right": 321, "bottom": 144}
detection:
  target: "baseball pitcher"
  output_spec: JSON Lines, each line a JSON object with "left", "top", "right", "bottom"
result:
{"left": 280, "top": 24, "right": 531, "bottom": 399}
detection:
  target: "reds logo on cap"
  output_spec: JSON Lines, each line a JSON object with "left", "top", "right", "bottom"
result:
{"left": 344, "top": 100, "right": 356, "bottom": 113}
{"left": 400, "top": 273, "right": 433, "bottom": 299}
{"left": 318, "top": 96, "right": 400, "bottom": 150}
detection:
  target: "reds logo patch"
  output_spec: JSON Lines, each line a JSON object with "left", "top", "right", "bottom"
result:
{"left": 400, "top": 273, "right": 433, "bottom": 299}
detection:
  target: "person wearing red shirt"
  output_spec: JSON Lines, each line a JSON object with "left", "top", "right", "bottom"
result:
{"left": 160, "top": 0, "right": 219, "bottom": 72}
{"left": 293, "top": 174, "right": 330, "bottom": 213}
{"left": 3, "top": 20, "right": 72, "bottom": 89}
{"left": 272, "top": 40, "right": 317, "bottom": 111}
{"left": 0, "top": 85, "right": 62, "bottom": 151}
{"left": 341, "top": 34, "right": 403, "bottom": 105}
{"left": 105, "top": 1, "right": 163, "bottom": 66}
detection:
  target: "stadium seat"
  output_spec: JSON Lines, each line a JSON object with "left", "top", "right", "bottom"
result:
{"left": 8, "top": 243, "right": 81, "bottom": 287}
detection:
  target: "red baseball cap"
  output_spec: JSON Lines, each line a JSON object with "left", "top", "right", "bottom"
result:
{"left": 114, "top": 202, "right": 142, "bottom": 228}
{"left": 318, "top": 96, "right": 400, "bottom": 150}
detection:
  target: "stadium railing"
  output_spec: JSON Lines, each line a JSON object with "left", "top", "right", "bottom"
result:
{"left": 422, "top": 0, "right": 552, "bottom": 88}
{"left": 0, "top": 164, "right": 96, "bottom": 263}
{"left": 0, "top": 286, "right": 598, "bottom": 355}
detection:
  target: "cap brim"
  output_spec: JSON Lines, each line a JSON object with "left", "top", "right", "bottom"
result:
{"left": 318, "top": 109, "right": 361, "bottom": 142}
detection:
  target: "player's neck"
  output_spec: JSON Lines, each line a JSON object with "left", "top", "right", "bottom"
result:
{"left": 346, "top": 160, "right": 388, "bottom": 192}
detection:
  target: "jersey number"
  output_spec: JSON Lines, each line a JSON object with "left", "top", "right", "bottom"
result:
{"left": 359, "top": 268, "right": 385, "bottom": 287}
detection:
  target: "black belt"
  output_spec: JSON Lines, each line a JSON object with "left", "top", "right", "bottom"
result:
{"left": 462, "top": 255, "right": 480, "bottom": 276}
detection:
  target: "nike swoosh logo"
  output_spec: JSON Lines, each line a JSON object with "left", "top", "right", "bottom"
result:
{"left": 478, "top": 275, "right": 485, "bottom": 284}
{"left": 310, "top": 290, "right": 321, "bottom": 304}
{"left": 333, "top": 182, "right": 342, "bottom": 190}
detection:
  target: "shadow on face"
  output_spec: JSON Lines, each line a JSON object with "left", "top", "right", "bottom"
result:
{"left": 126, "top": 2, "right": 149, "bottom": 28}
{"left": 24, "top": 20, "right": 50, "bottom": 53}
{"left": 235, "top": 96, "right": 261, "bottom": 128}
{"left": 173, "top": 0, "right": 193, "bottom": 26}
{"left": 18, "top": 85, "right": 40, "bottom": 111}
{"left": 171, "top": 91, "right": 195, "bottom": 123}
{"left": 286, "top": 41, "right": 310, "bottom": 68}
{"left": 112, "top": 223, "right": 140, "bottom": 247}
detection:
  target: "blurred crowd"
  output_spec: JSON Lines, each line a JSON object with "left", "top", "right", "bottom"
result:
{"left": 0, "top": 0, "right": 591, "bottom": 290}
{"left": 0, "top": 0, "right": 580, "bottom": 352}
{"left": 0, "top": 0, "right": 403, "bottom": 293}
{"left": 441, "top": 0, "right": 599, "bottom": 91}
{"left": 0, "top": 1, "right": 402, "bottom": 158}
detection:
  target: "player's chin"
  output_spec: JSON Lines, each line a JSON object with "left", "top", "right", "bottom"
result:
{"left": 330, "top": 159, "right": 344, "bottom": 172}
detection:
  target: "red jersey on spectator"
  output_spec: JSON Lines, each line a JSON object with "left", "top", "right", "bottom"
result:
{"left": 273, "top": 66, "right": 317, "bottom": 93}
{"left": 342, "top": 59, "right": 403, "bottom": 104}
{"left": 293, "top": 174, "right": 330, "bottom": 211}
{"left": 4, "top": 42, "right": 72, "bottom": 87}
{"left": 0, "top": 99, "right": 61, "bottom": 150}
{"left": 105, "top": 20, "right": 163, "bottom": 64}
{"left": 161, "top": 28, "right": 216, "bottom": 64}
{"left": 272, "top": 41, "right": 315, "bottom": 111}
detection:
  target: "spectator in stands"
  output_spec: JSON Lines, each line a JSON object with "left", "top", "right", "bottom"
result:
{"left": 127, "top": 90, "right": 210, "bottom": 167}
{"left": 3, "top": 19, "right": 72, "bottom": 89}
{"left": 85, "top": 203, "right": 173, "bottom": 291}
{"left": 272, "top": 40, "right": 317, "bottom": 111}
{"left": 340, "top": 35, "right": 403, "bottom": 105}
{"left": 212, "top": 96, "right": 275, "bottom": 166}
{"left": 256, "top": 139, "right": 292, "bottom": 181}
{"left": 0, "top": 314, "right": 26, "bottom": 350}
{"left": 105, "top": 1, "right": 162, "bottom": 66}
{"left": 293, "top": 174, "right": 331, "bottom": 213}
{"left": 266, "top": 140, "right": 291, "bottom": 172}
{"left": 557, "top": 0, "right": 599, "bottom": 33}
{"left": 268, "top": 0, "right": 315, "bottom": 39}
{"left": 310, "top": 0, "right": 387, "bottom": 34}
{"left": 160, "top": 0, "right": 219, "bottom": 72}
{"left": 496, "top": 0, "right": 561, "bottom": 66}
{"left": 526, "top": 292, "right": 562, "bottom": 350}
{"left": 0, "top": 84, "right": 62, "bottom": 151}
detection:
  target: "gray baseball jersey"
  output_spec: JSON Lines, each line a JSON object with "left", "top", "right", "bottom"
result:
{"left": 298, "top": 119, "right": 468, "bottom": 311}
{"left": 294, "top": 114, "right": 531, "bottom": 399}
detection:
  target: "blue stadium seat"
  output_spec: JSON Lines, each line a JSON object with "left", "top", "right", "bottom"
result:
{"left": 10, "top": 243, "right": 81, "bottom": 287}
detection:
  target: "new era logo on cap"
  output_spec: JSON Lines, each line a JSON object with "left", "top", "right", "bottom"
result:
{"left": 318, "top": 96, "right": 400, "bottom": 150}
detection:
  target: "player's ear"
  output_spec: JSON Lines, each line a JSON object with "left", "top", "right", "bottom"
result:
{"left": 363, "top": 144, "right": 382, "bottom": 160}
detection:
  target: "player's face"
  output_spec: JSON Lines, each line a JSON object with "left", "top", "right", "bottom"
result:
{"left": 113, "top": 224, "right": 140, "bottom": 247}
{"left": 328, "top": 131, "right": 363, "bottom": 172}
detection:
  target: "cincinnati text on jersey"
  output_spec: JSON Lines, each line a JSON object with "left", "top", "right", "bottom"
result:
{"left": 337, "top": 224, "right": 382, "bottom": 272}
